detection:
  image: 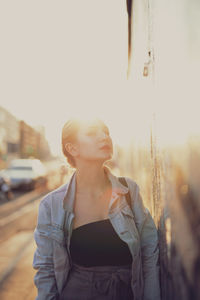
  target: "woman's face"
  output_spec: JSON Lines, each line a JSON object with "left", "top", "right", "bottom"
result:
{"left": 72, "top": 120, "right": 113, "bottom": 164}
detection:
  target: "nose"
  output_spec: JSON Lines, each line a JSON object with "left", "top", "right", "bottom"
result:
{"left": 100, "top": 134, "right": 112, "bottom": 146}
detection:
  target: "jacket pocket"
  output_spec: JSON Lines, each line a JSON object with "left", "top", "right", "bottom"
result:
{"left": 112, "top": 211, "right": 140, "bottom": 258}
{"left": 37, "top": 224, "right": 66, "bottom": 246}
{"left": 49, "top": 227, "right": 66, "bottom": 246}
{"left": 120, "top": 204, "right": 140, "bottom": 241}
{"left": 121, "top": 203, "right": 134, "bottom": 218}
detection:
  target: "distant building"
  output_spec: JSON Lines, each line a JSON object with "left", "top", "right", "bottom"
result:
{"left": 19, "top": 120, "right": 39, "bottom": 158}
{"left": 0, "top": 106, "right": 52, "bottom": 168}
{"left": 0, "top": 106, "right": 20, "bottom": 163}
{"left": 34, "top": 125, "right": 52, "bottom": 159}
{"left": 20, "top": 121, "right": 52, "bottom": 159}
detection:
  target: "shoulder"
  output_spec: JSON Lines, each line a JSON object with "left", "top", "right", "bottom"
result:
{"left": 36, "top": 183, "right": 69, "bottom": 224}
{"left": 122, "top": 176, "right": 140, "bottom": 195}
{"left": 122, "top": 176, "right": 148, "bottom": 221}
{"left": 39, "top": 182, "right": 69, "bottom": 208}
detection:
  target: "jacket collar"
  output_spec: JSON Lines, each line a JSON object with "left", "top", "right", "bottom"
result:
{"left": 62, "top": 165, "right": 129, "bottom": 212}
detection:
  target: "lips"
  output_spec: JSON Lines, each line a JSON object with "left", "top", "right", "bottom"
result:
{"left": 100, "top": 144, "right": 111, "bottom": 150}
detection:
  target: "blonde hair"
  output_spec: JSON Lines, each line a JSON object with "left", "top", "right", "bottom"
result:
{"left": 61, "top": 118, "right": 80, "bottom": 168}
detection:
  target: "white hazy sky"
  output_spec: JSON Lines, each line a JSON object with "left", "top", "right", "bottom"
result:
{"left": 0, "top": 1, "right": 153, "bottom": 156}
{"left": 0, "top": 0, "right": 200, "bottom": 155}
{"left": 0, "top": 1, "right": 126, "bottom": 155}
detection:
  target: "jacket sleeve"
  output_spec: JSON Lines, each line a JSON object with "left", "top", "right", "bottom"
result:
{"left": 32, "top": 196, "right": 59, "bottom": 300}
{"left": 126, "top": 178, "right": 161, "bottom": 300}
{"left": 137, "top": 186, "right": 161, "bottom": 300}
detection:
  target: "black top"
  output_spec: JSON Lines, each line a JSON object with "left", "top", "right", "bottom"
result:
{"left": 69, "top": 219, "right": 132, "bottom": 267}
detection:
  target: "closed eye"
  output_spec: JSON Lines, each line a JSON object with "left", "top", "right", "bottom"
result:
{"left": 86, "top": 125, "right": 110, "bottom": 136}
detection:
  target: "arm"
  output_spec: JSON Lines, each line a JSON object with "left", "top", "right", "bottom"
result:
{"left": 126, "top": 178, "right": 161, "bottom": 300}
{"left": 137, "top": 187, "right": 161, "bottom": 300}
{"left": 32, "top": 196, "right": 59, "bottom": 300}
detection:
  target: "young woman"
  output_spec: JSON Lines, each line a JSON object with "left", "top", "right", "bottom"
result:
{"left": 33, "top": 118, "right": 161, "bottom": 300}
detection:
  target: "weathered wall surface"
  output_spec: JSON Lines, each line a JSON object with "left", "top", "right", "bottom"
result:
{"left": 123, "top": 1, "right": 200, "bottom": 299}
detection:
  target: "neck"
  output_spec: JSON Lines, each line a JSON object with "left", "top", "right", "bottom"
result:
{"left": 75, "top": 163, "right": 110, "bottom": 196}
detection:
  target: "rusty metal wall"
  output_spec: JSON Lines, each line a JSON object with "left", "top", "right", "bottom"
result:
{"left": 124, "top": 0, "right": 200, "bottom": 299}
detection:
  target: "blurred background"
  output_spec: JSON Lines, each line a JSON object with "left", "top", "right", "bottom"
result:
{"left": 0, "top": 0, "right": 199, "bottom": 299}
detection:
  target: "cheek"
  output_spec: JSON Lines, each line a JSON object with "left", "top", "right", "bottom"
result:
{"left": 78, "top": 140, "right": 96, "bottom": 156}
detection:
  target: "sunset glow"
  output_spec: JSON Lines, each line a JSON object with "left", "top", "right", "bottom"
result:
{"left": 0, "top": 0, "right": 199, "bottom": 156}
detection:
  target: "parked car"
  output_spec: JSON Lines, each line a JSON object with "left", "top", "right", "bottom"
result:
{"left": 4, "top": 159, "right": 48, "bottom": 190}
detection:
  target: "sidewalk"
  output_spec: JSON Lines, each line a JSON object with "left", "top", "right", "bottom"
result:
{"left": 0, "top": 231, "right": 37, "bottom": 300}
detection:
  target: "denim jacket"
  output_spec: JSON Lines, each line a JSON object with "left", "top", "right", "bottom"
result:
{"left": 32, "top": 165, "right": 161, "bottom": 300}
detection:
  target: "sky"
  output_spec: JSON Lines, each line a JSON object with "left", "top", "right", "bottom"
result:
{"left": 0, "top": 1, "right": 152, "bottom": 156}
{"left": 0, "top": 1, "right": 200, "bottom": 156}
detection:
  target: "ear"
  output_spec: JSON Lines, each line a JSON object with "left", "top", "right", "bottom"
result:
{"left": 64, "top": 142, "right": 79, "bottom": 157}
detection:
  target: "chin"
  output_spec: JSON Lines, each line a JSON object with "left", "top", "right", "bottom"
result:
{"left": 102, "top": 154, "right": 113, "bottom": 161}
